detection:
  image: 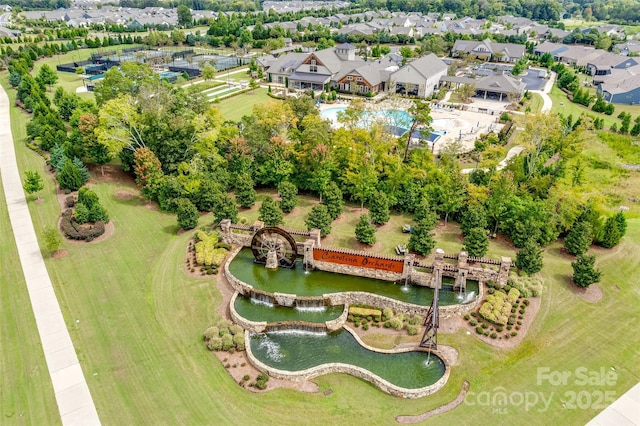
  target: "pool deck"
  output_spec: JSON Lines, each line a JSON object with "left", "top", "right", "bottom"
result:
{"left": 317, "top": 97, "right": 507, "bottom": 155}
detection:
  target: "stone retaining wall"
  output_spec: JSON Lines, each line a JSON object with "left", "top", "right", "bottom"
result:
{"left": 325, "top": 305, "right": 348, "bottom": 332}
{"left": 313, "top": 260, "right": 403, "bottom": 282}
{"left": 244, "top": 326, "right": 450, "bottom": 399}
{"left": 229, "top": 291, "right": 267, "bottom": 333}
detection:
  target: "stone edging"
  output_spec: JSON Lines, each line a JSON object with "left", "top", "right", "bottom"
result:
{"left": 244, "top": 329, "right": 449, "bottom": 399}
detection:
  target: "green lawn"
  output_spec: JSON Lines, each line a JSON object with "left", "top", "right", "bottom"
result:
{"left": 3, "top": 68, "right": 640, "bottom": 425}
{"left": 0, "top": 160, "right": 61, "bottom": 425}
{"left": 216, "top": 87, "right": 274, "bottom": 122}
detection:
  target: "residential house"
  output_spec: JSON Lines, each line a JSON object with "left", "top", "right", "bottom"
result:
{"left": 451, "top": 39, "right": 525, "bottom": 62}
{"left": 597, "top": 74, "right": 640, "bottom": 104}
{"left": 389, "top": 53, "right": 447, "bottom": 97}
{"left": 614, "top": 41, "right": 640, "bottom": 56}
{"left": 585, "top": 52, "right": 638, "bottom": 76}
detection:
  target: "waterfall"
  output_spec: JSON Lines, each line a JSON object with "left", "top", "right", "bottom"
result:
{"left": 266, "top": 321, "right": 328, "bottom": 334}
{"left": 250, "top": 290, "right": 275, "bottom": 307}
{"left": 295, "top": 298, "right": 326, "bottom": 312}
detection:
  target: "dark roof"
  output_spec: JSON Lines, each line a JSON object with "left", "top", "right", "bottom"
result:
{"left": 288, "top": 72, "right": 331, "bottom": 83}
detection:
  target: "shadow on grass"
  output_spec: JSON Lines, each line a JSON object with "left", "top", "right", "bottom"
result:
{"left": 162, "top": 224, "right": 181, "bottom": 235}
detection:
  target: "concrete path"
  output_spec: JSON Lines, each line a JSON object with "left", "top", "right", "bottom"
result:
{"left": 586, "top": 382, "right": 640, "bottom": 426}
{"left": 0, "top": 86, "right": 101, "bottom": 425}
{"left": 529, "top": 71, "right": 555, "bottom": 113}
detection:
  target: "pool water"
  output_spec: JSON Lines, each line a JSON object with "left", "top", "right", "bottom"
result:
{"left": 234, "top": 294, "right": 344, "bottom": 323}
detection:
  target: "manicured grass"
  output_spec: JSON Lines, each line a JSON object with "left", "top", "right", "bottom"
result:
{"left": 216, "top": 87, "right": 274, "bottom": 122}
{"left": 3, "top": 69, "right": 640, "bottom": 425}
{"left": 548, "top": 85, "right": 640, "bottom": 130}
{"left": 0, "top": 163, "right": 61, "bottom": 425}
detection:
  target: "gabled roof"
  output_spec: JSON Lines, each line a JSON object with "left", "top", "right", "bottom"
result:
{"left": 405, "top": 53, "right": 448, "bottom": 79}
{"left": 601, "top": 74, "right": 640, "bottom": 95}
{"left": 475, "top": 73, "right": 525, "bottom": 93}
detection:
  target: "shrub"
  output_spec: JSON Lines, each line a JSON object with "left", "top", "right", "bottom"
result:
{"left": 476, "top": 326, "right": 484, "bottom": 334}
{"left": 382, "top": 308, "right": 394, "bottom": 320}
{"left": 203, "top": 326, "right": 219, "bottom": 341}
{"left": 60, "top": 209, "right": 105, "bottom": 241}
{"left": 511, "top": 332, "right": 518, "bottom": 337}
{"left": 65, "top": 196, "right": 75, "bottom": 208}
{"left": 488, "top": 287, "right": 495, "bottom": 294}
{"left": 407, "top": 315, "right": 423, "bottom": 326}
{"left": 496, "top": 326, "right": 503, "bottom": 332}
{"left": 233, "top": 334, "right": 245, "bottom": 351}
{"left": 384, "top": 321, "right": 391, "bottom": 328}
{"left": 464, "top": 314, "right": 470, "bottom": 321}
{"left": 362, "top": 323, "right": 369, "bottom": 331}
{"left": 481, "top": 322, "right": 488, "bottom": 329}
{"left": 490, "top": 333, "right": 497, "bottom": 339}
{"left": 229, "top": 324, "right": 243, "bottom": 335}
{"left": 221, "top": 334, "right": 234, "bottom": 351}
{"left": 389, "top": 316, "right": 403, "bottom": 331}
{"left": 206, "top": 337, "right": 223, "bottom": 351}
{"left": 507, "top": 317, "right": 515, "bottom": 325}
{"left": 469, "top": 319, "right": 477, "bottom": 326}
{"left": 522, "top": 299, "right": 530, "bottom": 306}
{"left": 407, "top": 325, "right": 418, "bottom": 335}
{"left": 243, "top": 375, "right": 250, "bottom": 381}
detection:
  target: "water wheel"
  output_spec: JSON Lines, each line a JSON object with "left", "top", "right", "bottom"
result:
{"left": 251, "top": 227, "right": 297, "bottom": 268}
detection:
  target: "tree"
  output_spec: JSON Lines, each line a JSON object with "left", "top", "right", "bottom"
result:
{"left": 355, "top": 214, "right": 376, "bottom": 245}
{"left": 368, "top": 190, "right": 390, "bottom": 225}
{"left": 57, "top": 159, "right": 84, "bottom": 191}
{"left": 35, "top": 64, "right": 58, "bottom": 90}
{"left": 213, "top": 194, "right": 238, "bottom": 224}
{"left": 564, "top": 220, "right": 593, "bottom": 256}
{"left": 176, "top": 198, "right": 199, "bottom": 230}
{"left": 278, "top": 181, "right": 298, "bottom": 213}
{"left": 463, "top": 227, "right": 489, "bottom": 257}
{"left": 414, "top": 196, "right": 438, "bottom": 228}
{"left": 305, "top": 204, "right": 332, "bottom": 237}
{"left": 456, "top": 83, "right": 476, "bottom": 102}
{"left": 572, "top": 254, "right": 602, "bottom": 288}
{"left": 597, "top": 213, "right": 625, "bottom": 248}
{"left": 43, "top": 225, "right": 61, "bottom": 255}
{"left": 514, "top": 238, "right": 543, "bottom": 275}
{"left": 133, "top": 148, "right": 164, "bottom": 201}
{"left": 486, "top": 172, "right": 516, "bottom": 234}
{"left": 258, "top": 196, "right": 283, "bottom": 227}
{"left": 201, "top": 64, "right": 216, "bottom": 81}
{"left": 438, "top": 169, "right": 466, "bottom": 224}
{"left": 321, "top": 181, "right": 344, "bottom": 220}
{"left": 49, "top": 144, "right": 67, "bottom": 172}
{"left": 403, "top": 99, "right": 433, "bottom": 162}
{"left": 23, "top": 170, "right": 44, "bottom": 201}
{"left": 177, "top": 5, "right": 192, "bottom": 28}
{"left": 460, "top": 203, "right": 488, "bottom": 235}
{"left": 235, "top": 174, "right": 256, "bottom": 208}
{"left": 73, "top": 157, "right": 90, "bottom": 185}
{"left": 408, "top": 219, "right": 436, "bottom": 256}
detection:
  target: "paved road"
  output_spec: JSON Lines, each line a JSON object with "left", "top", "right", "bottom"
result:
{"left": 0, "top": 13, "right": 9, "bottom": 25}
{"left": 0, "top": 86, "right": 101, "bottom": 425}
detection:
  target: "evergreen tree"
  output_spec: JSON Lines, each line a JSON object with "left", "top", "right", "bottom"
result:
{"left": 57, "top": 159, "right": 84, "bottom": 191}
{"left": 355, "top": 214, "right": 376, "bottom": 245}
{"left": 278, "top": 181, "right": 298, "bottom": 213}
{"left": 49, "top": 144, "right": 67, "bottom": 172}
{"left": 368, "top": 190, "right": 390, "bottom": 225}
{"left": 463, "top": 227, "right": 489, "bottom": 257}
{"left": 408, "top": 219, "right": 436, "bottom": 256}
{"left": 213, "top": 193, "right": 238, "bottom": 224}
{"left": 73, "top": 157, "right": 90, "bottom": 185}
{"left": 598, "top": 214, "right": 623, "bottom": 248}
{"left": 414, "top": 196, "right": 438, "bottom": 228}
{"left": 176, "top": 198, "right": 199, "bottom": 230}
{"left": 235, "top": 173, "right": 256, "bottom": 209}
{"left": 23, "top": 170, "right": 44, "bottom": 201}
{"left": 305, "top": 204, "right": 332, "bottom": 237}
{"left": 514, "top": 238, "right": 543, "bottom": 275}
{"left": 572, "top": 254, "right": 602, "bottom": 288}
{"left": 614, "top": 211, "right": 627, "bottom": 237}
{"left": 195, "top": 177, "right": 220, "bottom": 212}
{"left": 460, "top": 203, "right": 488, "bottom": 235}
{"left": 564, "top": 220, "right": 593, "bottom": 256}
{"left": 258, "top": 196, "right": 283, "bottom": 227}
{"left": 321, "top": 181, "right": 344, "bottom": 220}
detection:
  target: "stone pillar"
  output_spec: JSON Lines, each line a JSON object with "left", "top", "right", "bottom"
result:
{"left": 251, "top": 221, "right": 264, "bottom": 231}
{"left": 403, "top": 254, "right": 415, "bottom": 282}
{"left": 497, "top": 256, "right": 511, "bottom": 287}
{"left": 219, "top": 219, "right": 231, "bottom": 243}
{"left": 309, "top": 229, "right": 321, "bottom": 247}
{"left": 458, "top": 251, "right": 468, "bottom": 268}
{"left": 303, "top": 239, "right": 315, "bottom": 270}
{"left": 265, "top": 249, "right": 278, "bottom": 270}
{"left": 431, "top": 248, "right": 445, "bottom": 289}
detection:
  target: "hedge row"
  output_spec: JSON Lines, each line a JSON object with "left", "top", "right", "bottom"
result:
{"left": 60, "top": 209, "right": 105, "bottom": 241}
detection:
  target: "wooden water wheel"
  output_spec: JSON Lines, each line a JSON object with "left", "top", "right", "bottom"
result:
{"left": 250, "top": 227, "right": 297, "bottom": 268}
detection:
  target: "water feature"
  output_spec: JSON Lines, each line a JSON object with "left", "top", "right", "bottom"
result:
{"left": 249, "top": 329, "right": 446, "bottom": 389}
{"left": 234, "top": 294, "right": 343, "bottom": 324}
{"left": 250, "top": 289, "right": 275, "bottom": 307}
{"left": 230, "top": 249, "right": 478, "bottom": 306}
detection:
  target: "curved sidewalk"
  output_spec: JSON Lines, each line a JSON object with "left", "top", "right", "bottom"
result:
{"left": 0, "top": 86, "right": 100, "bottom": 425}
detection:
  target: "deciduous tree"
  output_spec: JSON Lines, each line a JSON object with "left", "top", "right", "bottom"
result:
{"left": 23, "top": 170, "right": 44, "bottom": 201}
